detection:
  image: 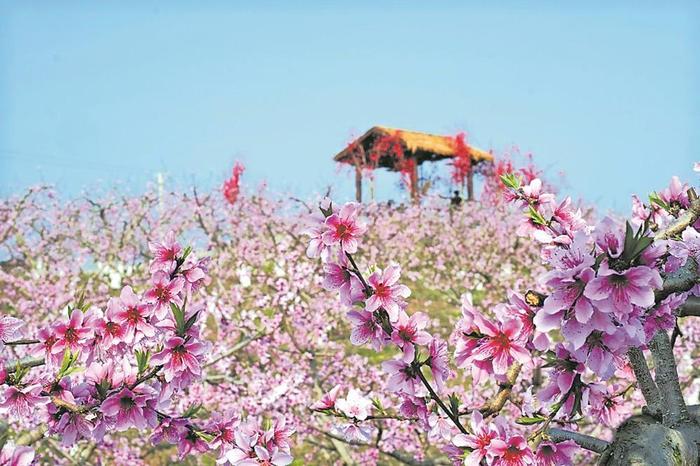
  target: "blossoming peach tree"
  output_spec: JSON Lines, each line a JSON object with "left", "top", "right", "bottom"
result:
{"left": 0, "top": 232, "right": 293, "bottom": 465}
{"left": 305, "top": 175, "right": 700, "bottom": 465}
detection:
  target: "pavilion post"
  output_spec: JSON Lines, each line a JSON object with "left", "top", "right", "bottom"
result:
{"left": 355, "top": 165, "right": 362, "bottom": 203}
{"left": 466, "top": 166, "right": 474, "bottom": 201}
{"left": 410, "top": 159, "right": 419, "bottom": 203}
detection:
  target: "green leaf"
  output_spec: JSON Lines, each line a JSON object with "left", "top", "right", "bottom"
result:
{"left": 319, "top": 201, "right": 334, "bottom": 218}
{"left": 527, "top": 206, "right": 548, "bottom": 226}
{"left": 135, "top": 349, "right": 150, "bottom": 374}
{"left": 448, "top": 394, "right": 461, "bottom": 417}
{"left": 171, "top": 303, "right": 185, "bottom": 334}
{"left": 515, "top": 415, "right": 546, "bottom": 425}
{"left": 499, "top": 173, "right": 521, "bottom": 190}
{"left": 184, "top": 311, "right": 200, "bottom": 332}
{"left": 195, "top": 431, "right": 215, "bottom": 442}
{"left": 649, "top": 191, "right": 670, "bottom": 212}
{"left": 182, "top": 402, "right": 202, "bottom": 418}
{"left": 56, "top": 350, "right": 82, "bottom": 379}
{"left": 181, "top": 245, "right": 192, "bottom": 261}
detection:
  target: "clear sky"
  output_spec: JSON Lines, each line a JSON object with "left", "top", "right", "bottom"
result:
{"left": 0, "top": 1, "right": 697, "bottom": 212}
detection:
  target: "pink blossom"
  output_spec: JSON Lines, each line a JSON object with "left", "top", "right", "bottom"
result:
{"left": 490, "top": 435, "right": 535, "bottom": 466}
{"left": 535, "top": 440, "right": 577, "bottom": 466}
{"left": 659, "top": 176, "right": 689, "bottom": 209}
{"left": 52, "top": 309, "right": 96, "bottom": 356}
{"left": 150, "top": 417, "right": 188, "bottom": 445}
{"left": 254, "top": 446, "right": 293, "bottom": 466}
{"left": 178, "top": 429, "right": 210, "bottom": 459}
{"left": 148, "top": 231, "right": 182, "bottom": 272}
{"left": 398, "top": 394, "right": 428, "bottom": 424}
{"left": 321, "top": 203, "right": 366, "bottom": 254}
{"left": 453, "top": 307, "right": 495, "bottom": 384}
{"left": 347, "top": 309, "right": 386, "bottom": 350}
{"left": 180, "top": 256, "right": 211, "bottom": 293}
{"left": 54, "top": 411, "right": 93, "bottom": 446}
{"left": 100, "top": 387, "right": 156, "bottom": 431}
{"left": 311, "top": 385, "right": 341, "bottom": 411}
{"left": 426, "top": 337, "right": 451, "bottom": 393}
{"left": 207, "top": 411, "right": 240, "bottom": 451}
{"left": 0, "top": 384, "right": 49, "bottom": 418}
{"left": 469, "top": 317, "right": 530, "bottom": 375}
{"left": 112, "top": 286, "right": 156, "bottom": 343}
{"left": 428, "top": 414, "right": 454, "bottom": 441}
{"left": 263, "top": 415, "right": 294, "bottom": 453}
{"left": 151, "top": 336, "right": 208, "bottom": 388}
{"left": 594, "top": 217, "right": 625, "bottom": 259}
{"left": 551, "top": 196, "right": 587, "bottom": 234}
{"left": 382, "top": 354, "right": 424, "bottom": 396}
{"left": 391, "top": 311, "right": 432, "bottom": 360}
{"left": 302, "top": 217, "right": 331, "bottom": 260}
{"left": 97, "top": 299, "right": 128, "bottom": 349}
{"left": 570, "top": 331, "right": 622, "bottom": 381}
{"left": 539, "top": 345, "right": 582, "bottom": 397}
{"left": 0, "top": 314, "right": 23, "bottom": 342}
{"left": 222, "top": 427, "right": 260, "bottom": 465}
{"left": 668, "top": 227, "right": 700, "bottom": 269}
{"left": 33, "top": 326, "right": 62, "bottom": 367}
{"left": 0, "top": 443, "right": 34, "bottom": 466}
{"left": 451, "top": 411, "right": 502, "bottom": 465}
{"left": 365, "top": 264, "right": 411, "bottom": 321}
{"left": 144, "top": 271, "right": 185, "bottom": 320}
{"left": 584, "top": 262, "right": 662, "bottom": 317}
{"left": 644, "top": 293, "right": 686, "bottom": 341}
{"left": 586, "top": 383, "right": 626, "bottom": 427}
{"left": 518, "top": 178, "right": 555, "bottom": 208}
{"left": 332, "top": 423, "right": 373, "bottom": 443}
{"left": 323, "top": 258, "right": 364, "bottom": 305}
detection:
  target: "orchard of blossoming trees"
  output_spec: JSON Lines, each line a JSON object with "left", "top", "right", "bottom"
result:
{"left": 1, "top": 160, "right": 699, "bottom": 466}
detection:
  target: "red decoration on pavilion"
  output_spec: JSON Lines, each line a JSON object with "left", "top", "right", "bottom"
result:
{"left": 222, "top": 161, "right": 245, "bottom": 205}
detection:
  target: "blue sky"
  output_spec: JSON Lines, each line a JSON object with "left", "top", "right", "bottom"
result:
{"left": 0, "top": 1, "right": 697, "bottom": 212}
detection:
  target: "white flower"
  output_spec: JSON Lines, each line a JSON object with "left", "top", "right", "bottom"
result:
{"left": 335, "top": 389, "right": 373, "bottom": 420}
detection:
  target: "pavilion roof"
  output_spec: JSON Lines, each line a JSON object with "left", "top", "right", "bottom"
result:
{"left": 333, "top": 126, "right": 493, "bottom": 170}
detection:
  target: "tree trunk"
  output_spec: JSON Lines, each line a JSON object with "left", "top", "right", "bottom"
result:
{"left": 600, "top": 413, "right": 700, "bottom": 465}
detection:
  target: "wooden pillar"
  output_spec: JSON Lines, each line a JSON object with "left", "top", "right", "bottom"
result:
{"left": 410, "top": 159, "right": 419, "bottom": 203}
{"left": 355, "top": 165, "right": 362, "bottom": 203}
{"left": 466, "top": 165, "right": 474, "bottom": 201}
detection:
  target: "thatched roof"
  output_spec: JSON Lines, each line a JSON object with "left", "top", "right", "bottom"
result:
{"left": 333, "top": 126, "right": 493, "bottom": 170}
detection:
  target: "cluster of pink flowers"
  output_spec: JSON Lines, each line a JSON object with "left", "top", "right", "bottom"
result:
{"left": 305, "top": 200, "right": 556, "bottom": 463}
{"left": 0, "top": 232, "right": 294, "bottom": 465}
{"left": 450, "top": 410, "right": 577, "bottom": 466}
{"left": 306, "top": 170, "right": 700, "bottom": 465}
{"left": 503, "top": 174, "right": 691, "bottom": 385}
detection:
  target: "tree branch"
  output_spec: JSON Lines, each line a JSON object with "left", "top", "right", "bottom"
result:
{"left": 654, "top": 192, "right": 700, "bottom": 241}
{"left": 480, "top": 363, "right": 522, "bottom": 417}
{"left": 203, "top": 330, "right": 266, "bottom": 368}
{"left": 547, "top": 428, "right": 610, "bottom": 454}
{"left": 648, "top": 331, "right": 689, "bottom": 426}
{"left": 656, "top": 259, "right": 698, "bottom": 301}
{"left": 626, "top": 347, "right": 662, "bottom": 417}
{"left": 679, "top": 295, "right": 700, "bottom": 317}
{"left": 5, "top": 357, "right": 45, "bottom": 373}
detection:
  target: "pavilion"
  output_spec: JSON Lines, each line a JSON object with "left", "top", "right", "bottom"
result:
{"left": 333, "top": 126, "right": 493, "bottom": 203}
